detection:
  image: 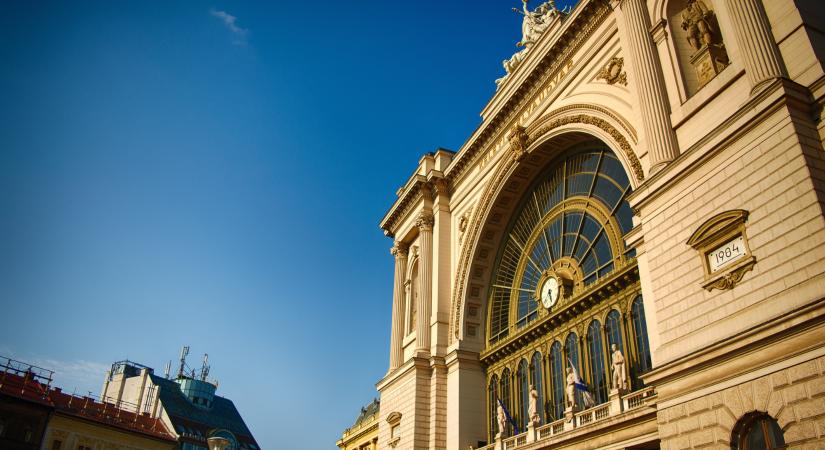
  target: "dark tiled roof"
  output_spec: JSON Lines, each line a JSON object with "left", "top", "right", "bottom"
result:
{"left": 0, "top": 371, "right": 175, "bottom": 442}
{"left": 149, "top": 375, "right": 258, "bottom": 447}
{"left": 350, "top": 398, "right": 380, "bottom": 428}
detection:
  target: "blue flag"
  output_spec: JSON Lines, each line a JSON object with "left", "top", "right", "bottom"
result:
{"left": 497, "top": 397, "right": 520, "bottom": 435}
{"left": 567, "top": 358, "right": 596, "bottom": 408}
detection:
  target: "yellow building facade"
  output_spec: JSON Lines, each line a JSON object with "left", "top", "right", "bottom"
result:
{"left": 375, "top": 0, "right": 825, "bottom": 449}
{"left": 42, "top": 413, "right": 175, "bottom": 450}
{"left": 337, "top": 399, "right": 380, "bottom": 450}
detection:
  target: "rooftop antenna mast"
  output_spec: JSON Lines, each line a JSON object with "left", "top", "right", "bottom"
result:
{"left": 200, "top": 354, "right": 210, "bottom": 381}
{"left": 178, "top": 346, "right": 189, "bottom": 378}
{"left": 164, "top": 361, "right": 171, "bottom": 379}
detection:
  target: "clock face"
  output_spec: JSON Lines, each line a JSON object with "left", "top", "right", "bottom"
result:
{"left": 540, "top": 276, "right": 560, "bottom": 309}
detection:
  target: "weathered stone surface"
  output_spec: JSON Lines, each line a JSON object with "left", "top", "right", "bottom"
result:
{"left": 790, "top": 361, "right": 820, "bottom": 384}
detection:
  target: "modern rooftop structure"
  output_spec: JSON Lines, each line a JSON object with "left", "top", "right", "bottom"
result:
{"left": 101, "top": 347, "right": 259, "bottom": 450}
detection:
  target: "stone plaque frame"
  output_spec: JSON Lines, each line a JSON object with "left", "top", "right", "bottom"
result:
{"left": 686, "top": 209, "right": 756, "bottom": 291}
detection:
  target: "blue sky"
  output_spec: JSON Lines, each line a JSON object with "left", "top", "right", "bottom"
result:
{"left": 0, "top": 1, "right": 575, "bottom": 449}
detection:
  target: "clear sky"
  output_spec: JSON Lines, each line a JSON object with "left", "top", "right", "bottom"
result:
{"left": 0, "top": 1, "right": 575, "bottom": 449}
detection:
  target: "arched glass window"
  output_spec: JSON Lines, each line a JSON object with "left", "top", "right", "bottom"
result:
{"left": 732, "top": 413, "right": 786, "bottom": 450}
{"left": 488, "top": 148, "right": 633, "bottom": 343}
{"left": 587, "top": 320, "right": 607, "bottom": 404}
{"left": 565, "top": 333, "right": 581, "bottom": 407}
{"left": 517, "top": 359, "right": 529, "bottom": 430}
{"left": 530, "top": 352, "right": 545, "bottom": 424}
{"left": 631, "top": 296, "right": 652, "bottom": 389}
{"left": 605, "top": 309, "right": 623, "bottom": 353}
{"left": 488, "top": 375, "right": 499, "bottom": 443}
{"left": 550, "top": 342, "right": 564, "bottom": 421}
{"left": 500, "top": 368, "right": 511, "bottom": 435}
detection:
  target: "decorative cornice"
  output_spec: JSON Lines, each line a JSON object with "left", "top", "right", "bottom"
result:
{"left": 379, "top": 177, "right": 427, "bottom": 236}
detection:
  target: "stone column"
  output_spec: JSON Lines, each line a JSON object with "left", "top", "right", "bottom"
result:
{"left": 416, "top": 211, "right": 435, "bottom": 354}
{"left": 389, "top": 242, "right": 409, "bottom": 370}
{"left": 617, "top": 0, "right": 679, "bottom": 174}
{"left": 724, "top": 0, "right": 786, "bottom": 90}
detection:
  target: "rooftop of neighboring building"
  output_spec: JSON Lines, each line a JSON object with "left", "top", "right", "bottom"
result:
{"left": 0, "top": 356, "right": 176, "bottom": 443}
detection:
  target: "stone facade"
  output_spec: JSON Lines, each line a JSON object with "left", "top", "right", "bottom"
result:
{"left": 372, "top": 0, "right": 825, "bottom": 449}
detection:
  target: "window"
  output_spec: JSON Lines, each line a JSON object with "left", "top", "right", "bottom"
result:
{"left": 530, "top": 352, "right": 545, "bottom": 424}
{"left": 488, "top": 148, "right": 633, "bottom": 343}
{"left": 550, "top": 342, "right": 564, "bottom": 421}
{"left": 487, "top": 375, "right": 499, "bottom": 443}
{"left": 517, "top": 359, "right": 529, "bottom": 430}
{"left": 500, "top": 368, "right": 511, "bottom": 435}
{"left": 587, "top": 320, "right": 607, "bottom": 404}
{"left": 732, "top": 412, "right": 786, "bottom": 450}
{"left": 605, "top": 310, "right": 623, "bottom": 354}
{"left": 631, "top": 296, "right": 652, "bottom": 389}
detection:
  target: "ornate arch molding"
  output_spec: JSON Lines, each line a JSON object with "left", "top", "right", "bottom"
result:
{"left": 449, "top": 112, "right": 643, "bottom": 343}
{"left": 526, "top": 107, "right": 644, "bottom": 185}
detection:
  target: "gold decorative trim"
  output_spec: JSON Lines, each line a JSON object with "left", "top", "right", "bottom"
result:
{"left": 596, "top": 57, "right": 628, "bottom": 86}
{"left": 527, "top": 114, "right": 644, "bottom": 183}
{"left": 702, "top": 257, "right": 756, "bottom": 291}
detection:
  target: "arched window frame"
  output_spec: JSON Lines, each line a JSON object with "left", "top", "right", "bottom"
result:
{"left": 731, "top": 412, "right": 786, "bottom": 450}
{"left": 587, "top": 319, "right": 608, "bottom": 405}
{"left": 530, "top": 351, "right": 545, "bottom": 424}
{"left": 516, "top": 359, "right": 530, "bottom": 430}
{"left": 488, "top": 374, "right": 499, "bottom": 444}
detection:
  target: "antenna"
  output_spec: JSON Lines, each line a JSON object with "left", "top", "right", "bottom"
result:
{"left": 200, "top": 354, "right": 210, "bottom": 381}
{"left": 178, "top": 346, "right": 189, "bottom": 378}
{"left": 164, "top": 361, "right": 171, "bottom": 379}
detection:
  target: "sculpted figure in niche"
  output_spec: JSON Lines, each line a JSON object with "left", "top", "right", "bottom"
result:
{"left": 680, "top": 0, "right": 714, "bottom": 51}
{"left": 496, "top": 403, "right": 507, "bottom": 438}
{"left": 565, "top": 367, "right": 577, "bottom": 409}
{"left": 528, "top": 384, "right": 540, "bottom": 426}
{"left": 611, "top": 344, "right": 627, "bottom": 391}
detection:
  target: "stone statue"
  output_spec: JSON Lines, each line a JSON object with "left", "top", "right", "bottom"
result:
{"left": 514, "top": 0, "right": 558, "bottom": 48}
{"left": 680, "top": 0, "right": 714, "bottom": 51}
{"left": 528, "top": 384, "right": 540, "bottom": 426}
{"left": 496, "top": 403, "right": 507, "bottom": 438}
{"left": 497, "top": 0, "right": 561, "bottom": 88}
{"left": 611, "top": 344, "right": 627, "bottom": 391}
{"left": 565, "top": 367, "right": 577, "bottom": 409}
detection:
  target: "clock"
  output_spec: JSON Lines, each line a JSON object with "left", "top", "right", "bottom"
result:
{"left": 540, "top": 275, "right": 560, "bottom": 309}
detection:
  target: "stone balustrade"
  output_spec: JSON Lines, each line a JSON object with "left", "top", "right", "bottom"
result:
{"left": 475, "top": 386, "right": 657, "bottom": 450}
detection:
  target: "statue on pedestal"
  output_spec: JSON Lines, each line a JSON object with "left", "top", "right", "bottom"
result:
{"left": 528, "top": 384, "right": 540, "bottom": 426}
{"left": 680, "top": 0, "right": 714, "bottom": 52}
{"left": 496, "top": 403, "right": 507, "bottom": 438}
{"left": 611, "top": 344, "right": 627, "bottom": 391}
{"left": 565, "top": 367, "right": 576, "bottom": 409}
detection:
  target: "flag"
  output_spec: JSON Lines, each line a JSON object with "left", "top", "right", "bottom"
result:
{"left": 497, "top": 397, "right": 520, "bottom": 435}
{"left": 567, "top": 358, "right": 596, "bottom": 408}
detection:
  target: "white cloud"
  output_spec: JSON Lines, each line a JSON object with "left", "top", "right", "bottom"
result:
{"left": 210, "top": 9, "right": 249, "bottom": 45}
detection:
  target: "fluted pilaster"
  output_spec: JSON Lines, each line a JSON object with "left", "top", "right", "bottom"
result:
{"left": 725, "top": 0, "right": 786, "bottom": 90}
{"left": 416, "top": 211, "right": 434, "bottom": 354}
{"left": 618, "top": 0, "right": 679, "bottom": 174}
{"left": 389, "top": 242, "right": 409, "bottom": 370}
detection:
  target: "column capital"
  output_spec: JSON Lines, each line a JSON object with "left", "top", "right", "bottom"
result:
{"left": 415, "top": 211, "right": 435, "bottom": 231}
{"left": 391, "top": 242, "right": 409, "bottom": 258}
